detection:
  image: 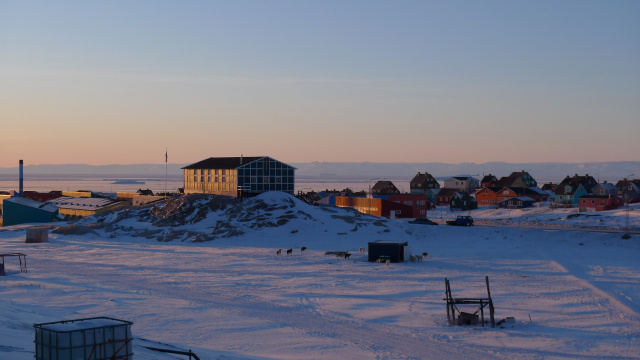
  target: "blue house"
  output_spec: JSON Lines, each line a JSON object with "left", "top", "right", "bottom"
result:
{"left": 498, "top": 196, "right": 535, "bottom": 209}
{"left": 555, "top": 183, "right": 587, "bottom": 206}
{"left": 555, "top": 174, "right": 597, "bottom": 206}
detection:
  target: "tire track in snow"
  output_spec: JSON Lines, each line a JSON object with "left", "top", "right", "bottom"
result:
{"left": 34, "top": 256, "right": 510, "bottom": 360}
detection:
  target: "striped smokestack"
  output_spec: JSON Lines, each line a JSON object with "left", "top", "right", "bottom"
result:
{"left": 19, "top": 159, "right": 24, "bottom": 196}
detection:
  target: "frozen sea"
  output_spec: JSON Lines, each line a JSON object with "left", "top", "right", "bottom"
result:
{"left": 0, "top": 174, "right": 411, "bottom": 194}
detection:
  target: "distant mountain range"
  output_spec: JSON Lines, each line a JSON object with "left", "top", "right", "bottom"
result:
{"left": 0, "top": 161, "right": 638, "bottom": 183}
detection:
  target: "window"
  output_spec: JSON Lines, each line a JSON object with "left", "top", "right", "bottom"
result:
{"left": 207, "top": 169, "right": 211, "bottom": 183}
{"left": 592, "top": 200, "right": 595, "bottom": 204}
{"left": 264, "top": 177, "right": 269, "bottom": 183}
{"left": 275, "top": 177, "right": 281, "bottom": 183}
{"left": 404, "top": 201, "right": 413, "bottom": 205}
{"left": 251, "top": 177, "right": 257, "bottom": 183}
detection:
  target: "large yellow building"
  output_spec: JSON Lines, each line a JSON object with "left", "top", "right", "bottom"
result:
{"left": 182, "top": 156, "right": 295, "bottom": 197}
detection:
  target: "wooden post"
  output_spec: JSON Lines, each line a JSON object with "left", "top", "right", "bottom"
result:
{"left": 485, "top": 276, "right": 495, "bottom": 328}
{"left": 445, "top": 279, "right": 451, "bottom": 325}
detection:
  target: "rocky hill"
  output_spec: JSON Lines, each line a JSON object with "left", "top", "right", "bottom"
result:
{"left": 54, "top": 192, "right": 396, "bottom": 243}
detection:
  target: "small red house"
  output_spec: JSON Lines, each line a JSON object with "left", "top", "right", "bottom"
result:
{"left": 386, "top": 194, "right": 431, "bottom": 218}
{"left": 435, "top": 188, "right": 459, "bottom": 205}
{"left": 578, "top": 195, "right": 625, "bottom": 212}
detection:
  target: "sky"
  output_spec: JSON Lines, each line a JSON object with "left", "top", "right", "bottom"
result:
{"left": 1, "top": 1, "right": 639, "bottom": 167}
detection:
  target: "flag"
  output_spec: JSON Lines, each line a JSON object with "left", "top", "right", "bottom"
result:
{"left": 165, "top": 149, "right": 168, "bottom": 163}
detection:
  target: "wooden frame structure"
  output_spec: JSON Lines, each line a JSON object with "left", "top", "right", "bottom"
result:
{"left": 444, "top": 276, "right": 495, "bottom": 328}
{"left": 0, "top": 253, "right": 28, "bottom": 275}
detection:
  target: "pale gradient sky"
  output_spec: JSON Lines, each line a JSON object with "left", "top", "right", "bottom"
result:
{"left": 1, "top": 1, "right": 639, "bottom": 167}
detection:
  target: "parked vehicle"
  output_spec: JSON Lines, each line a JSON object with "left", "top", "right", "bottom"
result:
{"left": 408, "top": 218, "right": 438, "bottom": 226}
{"left": 446, "top": 215, "right": 474, "bottom": 226}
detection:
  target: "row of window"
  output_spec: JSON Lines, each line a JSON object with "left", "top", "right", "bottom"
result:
{"left": 185, "top": 169, "right": 236, "bottom": 184}
{"left": 239, "top": 176, "right": 294, "bottom": 185}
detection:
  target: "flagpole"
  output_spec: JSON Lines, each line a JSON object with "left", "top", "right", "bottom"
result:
{"left": 165, "top": 148, "right": 168, "bottom": 200}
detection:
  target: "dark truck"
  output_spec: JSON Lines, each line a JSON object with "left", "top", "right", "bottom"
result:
{"left": 446, "top": 215, "right": 474, "bottom": 226}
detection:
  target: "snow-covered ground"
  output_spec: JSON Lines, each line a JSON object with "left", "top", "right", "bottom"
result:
{"left": 432, "top": 202, "right": 640, "bottom": 231}
{"left": 1, "top": 192, "right": 639, "bottom": 359}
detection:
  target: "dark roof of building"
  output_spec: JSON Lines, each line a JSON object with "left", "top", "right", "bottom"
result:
{"left": 371, "top": 180, "right": 399, "bottom": 192}
{"left": 615, "top": 179, "right": 640, "bottom": 189}
{"left": 557, "top": 174, "right": 597, "bottom": 194}
{"left": 541, "top": 183, "right": 557, "bottom": 191}
{"left": 480, "top": 175, "right": 497, "bottom": 184}
{"left": 182, "top": 157, "right": 266, "bottom": 170}
{"left": 410, "top": 172, "right": 437, "bottom": 185}
{"left": 495, "top": 172, "right": 520, "bottom": 187}
{"left": 436, "top": 188, "right": 460, "bottom": 197}
{"left": 494, "top": 177, "right": 509, "bottom": 188}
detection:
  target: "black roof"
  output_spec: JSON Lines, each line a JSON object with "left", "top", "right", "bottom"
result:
{"left": 437, "top": 188, "right": 460, "bottom": 197}
{"left": 182, "top": 157, "right": 266, "bottom": 170}
{"left": 480, "top": 175, "right": 497, "bottom": 183}
{"left": 557, "top": 175, "right": 597, "bottom": 194}
{"left": 410, "top": 172, "right": 437, "bottom": 185}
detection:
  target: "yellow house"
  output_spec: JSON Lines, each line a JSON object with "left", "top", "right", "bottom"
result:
{"left": 183, "top": 156, "right": 296, "bottom": 197}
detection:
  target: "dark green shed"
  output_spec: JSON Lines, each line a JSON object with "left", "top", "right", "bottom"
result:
{"left": 2, "top": 197, "right": 60, "bottom": 227}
